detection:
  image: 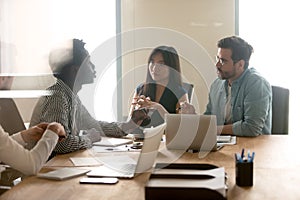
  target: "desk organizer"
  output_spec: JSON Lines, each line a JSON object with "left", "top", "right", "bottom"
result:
{"left": 236, "top": 161, "right": 253, "bottom": 187}
{"left": 145, "top": 163, "right": 227, "bottom": 200}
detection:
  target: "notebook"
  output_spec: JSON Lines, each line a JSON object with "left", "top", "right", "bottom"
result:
{"left": 37, "top": 168, "right": 91, "bottom": 180}
{"left": 93, "top": 137, "right": 133, "bottom": 147}
{"left": 165, "top": 114, "right": 217, "bottom": 152}
{"left": 86, "top": 123, "right": 166, "bottom": 179}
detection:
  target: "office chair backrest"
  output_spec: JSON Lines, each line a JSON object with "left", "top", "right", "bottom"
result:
{"left": 271, "top": 86, "right": 289, "bottom": 134}
{"left": 182, "top": 82, "right": 194, "bottom": 103}
{"left": 0, "top": 98, "right": 26, "bottom": 135}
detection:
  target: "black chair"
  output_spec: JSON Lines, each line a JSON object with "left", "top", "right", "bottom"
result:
{"left": 182, "top": 82, "right": 194, "bottom": 103}
{"left": 271, "top": 86, "right": 289, "bottom": 134}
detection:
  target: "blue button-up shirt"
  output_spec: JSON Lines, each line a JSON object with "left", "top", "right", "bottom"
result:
{"left": 204, "top": 68, "right": 272, "bottom": 136}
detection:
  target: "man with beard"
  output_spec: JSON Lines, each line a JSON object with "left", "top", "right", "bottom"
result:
{"left": 204, "top": 36, "right": 272, "bottom": 136}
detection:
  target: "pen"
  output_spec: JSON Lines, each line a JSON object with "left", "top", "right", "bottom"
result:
{"left": 247, "top": 150, "right": 251, "bottom": 161}
{"left": 236, "top": 149, "right": 255, "bottom": 163}
{"left": 241, "top": 148, "right": 245, "bottom": 158}
{"left": 236, "top": 153, "right": 243, "bottom": 163}
{"left": 249, "top": 152, "right": 255, "bottom": 162}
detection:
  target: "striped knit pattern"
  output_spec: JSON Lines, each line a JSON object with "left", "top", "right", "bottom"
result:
{"left": 30, "top": 79, "right": 126, "bottom": 154}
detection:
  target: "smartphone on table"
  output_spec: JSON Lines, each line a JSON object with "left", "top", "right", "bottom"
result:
{"left": 79, "top": 177, "right": 119, "bottom": 184}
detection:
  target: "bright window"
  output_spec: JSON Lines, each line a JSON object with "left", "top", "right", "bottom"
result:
{"left": 0, "top": 0, "right": 117, "bottom": 122}
{"left": 239, "top": 0, "right": 299, "bottom": 135}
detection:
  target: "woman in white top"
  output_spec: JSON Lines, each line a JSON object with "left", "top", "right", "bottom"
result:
{"left": 0, "top": 122, "right": 66, "bottom": 175}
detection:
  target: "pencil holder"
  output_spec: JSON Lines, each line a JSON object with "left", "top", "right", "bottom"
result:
{"left": 236, "top": 161, "right": 253, "bottom": 187}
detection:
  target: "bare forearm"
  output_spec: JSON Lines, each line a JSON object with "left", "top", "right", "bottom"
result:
{"left": 218, "top": 124, "right": 233, "bottom": 135}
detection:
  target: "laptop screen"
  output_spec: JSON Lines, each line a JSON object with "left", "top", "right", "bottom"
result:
{"left": 86, "top": 123, "right": 166, "bottom": 178}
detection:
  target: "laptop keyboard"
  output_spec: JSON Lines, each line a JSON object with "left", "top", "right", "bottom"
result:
{"left": 112, "top": 163, "right": 136, "bottom": 175}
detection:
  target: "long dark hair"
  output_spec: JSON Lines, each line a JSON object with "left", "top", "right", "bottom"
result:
{"left": 143, "top": 46, "right": 183, "bottom": 97}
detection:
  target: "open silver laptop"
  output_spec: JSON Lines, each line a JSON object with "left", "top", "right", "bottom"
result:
{"left": 165, "top": 114, "right": 217, "bottom": 152}
{"left": 86, "top": 123, "right": 166, "bottom": 179}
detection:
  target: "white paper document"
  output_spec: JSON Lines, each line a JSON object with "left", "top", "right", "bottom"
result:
{"left": 93, "top": 137, "right": 133, "bottom": 147}
{"left": 70, "top": 157, "right": 103, "bottom": 167}
{"left": 92, "top": 144, "right": 141, "bottom": 153}
{"left": 217, "top": 135, "right": 236, "bottom": 145}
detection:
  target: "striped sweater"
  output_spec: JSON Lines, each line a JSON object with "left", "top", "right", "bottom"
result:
{"left": 30, "top": 79, "right": 126, "bottom": 154}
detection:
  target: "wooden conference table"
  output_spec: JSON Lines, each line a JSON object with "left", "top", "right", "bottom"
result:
{"left": 1, "top": 135, "right": 300, "bottom": 200}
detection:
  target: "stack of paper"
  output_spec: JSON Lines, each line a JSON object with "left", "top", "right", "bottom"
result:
{"left": 217, "top": 135, "right": 236, "bottom": 145}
